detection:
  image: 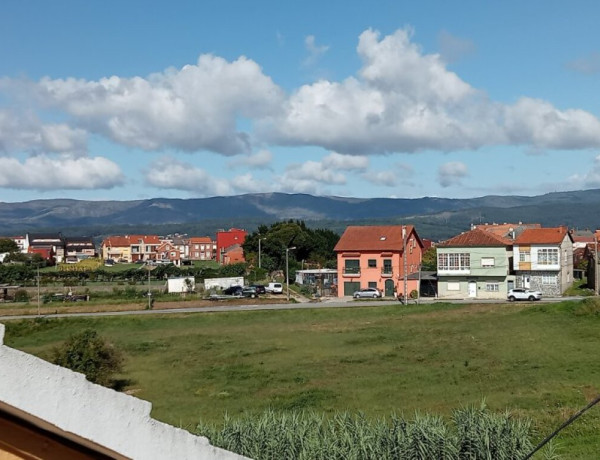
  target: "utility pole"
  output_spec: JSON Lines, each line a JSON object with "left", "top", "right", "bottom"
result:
{"left": 402, "top": 226, "right": 408, "bottom": 305}
{"left": 286, "top": 246, "right": 296, "bottom": 302}
{"left": 595, "top": 236, "right": 599, "bottom": 295}
{"left": 417, "top": 263, "right": 421, "bottom": 305}
{"left": 148, "top": 265, "right": 151, "bottom": 309}
{"left": 258, "top": 237, "right": 266, "bottom": 269}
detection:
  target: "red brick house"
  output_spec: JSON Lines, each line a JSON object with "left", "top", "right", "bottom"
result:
{"left": 188, "top": 237, "right": 216, "bottom": 261}
{"left": 334, "top": 225, "right": 424, "bottom": 298}
{"left": 156, "top": 241, "right": 181, "bottom": 266}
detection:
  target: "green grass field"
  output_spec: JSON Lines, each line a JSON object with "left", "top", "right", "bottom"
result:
{"left": 4, "top": 300, "right": 600, "bottom": 458}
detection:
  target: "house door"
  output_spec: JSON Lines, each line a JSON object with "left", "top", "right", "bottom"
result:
{"left": 385, "top": 279, "right": 395, "bottom": 297}
{"left": 468, "top": 281, "right": 477, "bottom": 298}
{"left": 523, "top": 276, "right": 530, "bottom": 288}
{"left": 507, "top": 280, "right": 514, "bottom": 291}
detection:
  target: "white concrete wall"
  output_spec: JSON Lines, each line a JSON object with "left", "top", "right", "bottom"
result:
{"left": 0, "top": 324, "right": 248, "bottom": 460}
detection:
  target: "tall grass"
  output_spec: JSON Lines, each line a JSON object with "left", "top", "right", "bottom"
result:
{"left": 197, "top": 404, "right": 534, "bottom": 459}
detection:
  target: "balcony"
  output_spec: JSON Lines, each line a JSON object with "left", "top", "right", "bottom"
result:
{"left": 342, "top": 267, "right": 361, "bottom": 277}
{"left": 381, "top": 267, "right": 393, "bottom": 277}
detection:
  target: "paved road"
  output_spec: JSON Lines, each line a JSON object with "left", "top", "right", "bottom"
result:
{"left": 0, "top": 296, "right": 584, "bottom": 322}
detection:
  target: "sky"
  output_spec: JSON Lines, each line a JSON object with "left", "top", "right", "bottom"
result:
{"left": 1, "top": 0, "right": 600, "bottom": 203}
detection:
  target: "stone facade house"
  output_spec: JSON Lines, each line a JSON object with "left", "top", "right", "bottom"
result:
{"left": 513, "top": 227, "right": 574, "bottom": 296}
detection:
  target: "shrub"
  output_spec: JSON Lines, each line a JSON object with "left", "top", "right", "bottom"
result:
{"left": 13, "top": 289, "right": 29, "bottom": 302}
{"left": 52, "top": 329, "right": 123, "bottom": 387}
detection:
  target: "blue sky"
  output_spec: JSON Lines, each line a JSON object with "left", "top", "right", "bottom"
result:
{"left": 1, "top": 1, "right": 600, "bottom": 203}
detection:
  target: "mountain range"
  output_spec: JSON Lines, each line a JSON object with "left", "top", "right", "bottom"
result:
{"left": 1, "top": 189, "right": 599, "bottom": 241}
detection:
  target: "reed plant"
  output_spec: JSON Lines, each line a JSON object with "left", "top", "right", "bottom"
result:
{"left": 197, "top": 404, "right": 534, "bottom": 459}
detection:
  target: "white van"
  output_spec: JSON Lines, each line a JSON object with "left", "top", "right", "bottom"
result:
{"left": 266, "top": 282, "right": 283, "bottom": 294}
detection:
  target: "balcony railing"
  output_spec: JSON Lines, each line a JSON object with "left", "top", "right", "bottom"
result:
{"left": 342, "top": 267, "right": 361, "bottom": 277}
{"left": 381, "top": 267, "right": 393, "bottom": 277}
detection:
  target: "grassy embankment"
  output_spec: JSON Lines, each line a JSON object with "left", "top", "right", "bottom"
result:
{"left": 4, "top": 300, "right": 600, "bottom": 458}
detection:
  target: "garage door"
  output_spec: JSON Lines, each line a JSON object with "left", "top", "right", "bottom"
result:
{"left": 344, "top": 281, "right": 360, "bottom": 296}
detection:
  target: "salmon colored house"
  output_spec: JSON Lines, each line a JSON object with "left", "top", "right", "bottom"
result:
{"left": 334, "top": 225, "right": 424, "bottom": 298}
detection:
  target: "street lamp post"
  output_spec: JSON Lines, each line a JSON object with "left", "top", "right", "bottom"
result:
{"left": 286, "top": 246, "right": 296, "bottom": 302}
{"left": 37, "top": 265, "right": 40, "bottom": 316}
{"left": 258, "top": 237, "right": 267, "bottom": 269}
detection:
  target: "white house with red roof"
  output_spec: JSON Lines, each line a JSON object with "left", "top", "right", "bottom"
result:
{"left": 513, "top": 227, "right": 574, "bottom": 295}
{"left": 334, "top": 225, "right": 424, "bottom": 298}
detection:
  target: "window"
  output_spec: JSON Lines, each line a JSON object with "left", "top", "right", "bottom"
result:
{"left": 344, "top": 259, "right": 360, "bottom": 274}
{"left": 447, "top": 282, "right": 460, "bottom": 291}
{"left": 368, "top": 281, "right": 377, "bottom": 288}
{"left": 538, "top": 248, "right": 558, "bottom": 265}
{"left": 438, "top": 253, "right": 470, "bottom": 271}
{"left": 382, "top": 259, "right": 392, "bottom": 274}
{"left": 519, "top": 251, "right": 531, "bottom": 263}
{"left": 542, "top": 274, "right": 557, "bottom": 285}
{"left": 486, "top": 283, "right": 499, "bottom": 292}
{"left": 481, "top": 257, "right": 495, "bottom": 267}
{"left": 368, "top": 259, "right": 377, "bottom": 268}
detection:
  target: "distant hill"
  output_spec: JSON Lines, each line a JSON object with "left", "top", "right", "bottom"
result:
{"left": 1, "top": 189, "right": 599, "bottom": 241}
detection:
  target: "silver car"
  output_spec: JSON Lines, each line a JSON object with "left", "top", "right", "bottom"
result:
{"left": 507, "top": 288, "right": 542, "bottom": 301}
{"left": 353, "top": 287, "right": 382, "bottom": 299}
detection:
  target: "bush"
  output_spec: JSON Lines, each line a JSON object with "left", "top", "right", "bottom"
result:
{"left": 13, "top": 289, "right": 29, "bottom": 302}
{"left": 52, "top": 329, "right": 123, "bottom": 387}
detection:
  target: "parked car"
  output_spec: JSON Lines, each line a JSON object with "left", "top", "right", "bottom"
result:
{"left": 250, "top": 284, "right": 266, "bottom": 295}
{"left": 507, "top": 288, "right": 542, "bottom": 301}
{"left": 223, "top": 285, "right": 243, "bottom": 296}
{"left": 265, "top": 282, "right": 283, "bottom": 294}
{"left": 242, "top": 286, "right": 259, "bottom": 298}
{"left": 353, "top": 287, "right": 382, "bottom": 299}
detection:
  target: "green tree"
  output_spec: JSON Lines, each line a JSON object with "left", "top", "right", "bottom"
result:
{"left": 52, "top": 329, "right": 123, "bottom": 387}
{"left": 421, "top": 247, "right": 437, "bottom": 271}
{"left": 0, "top": 238, "right": 19, "bottom": 253}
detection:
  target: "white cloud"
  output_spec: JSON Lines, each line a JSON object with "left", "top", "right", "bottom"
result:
{"left": 282, "top": 160, "right": 346, "bottom": 185}
{"left": 262, "top": 27, "right": 600, "bottom": 155}
{"left": 565, "top": 154, "right": 600, "bottom": 189}
{"left": 437, "top": 30, "right": 476, "bottom": 63}
{"left": 322, "top": 152, "right": 368, "bottom": 170}
{"left": 503, "top": 97, "right": 600, "bottom": 149}
{"left": 0, "top": 154, "right": 124, "bottom": 190}
{"left": 303, "top": 35, "right": 330, "bottom": 67}
{"left": 3, "top": 26, "right": 600, "bottom": 164}
{"left": 0, "top": 110, "right": 87, "bottom": 155}
{"left": 566, "top": 52, "right": 600, "bottom": 75}
{"left": 145, "top": 157, "right": 272, "bottom": 195}
{"left": 145, "top": 157, "right": 233, "bottom": 195}
{"left": 229, "top": 149, "right": 273, "bottom": 169}
{"left": 438, "top": 161, "right": 468, "bottom": 187}
{"left": 232, "top": 173, "right": 270, "bottom": 193}
{"left": 361, "top": 170, "right": 397, "bottom": 187}
{"left": 22, "top": 54, "right": 284, "bottom": 155}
